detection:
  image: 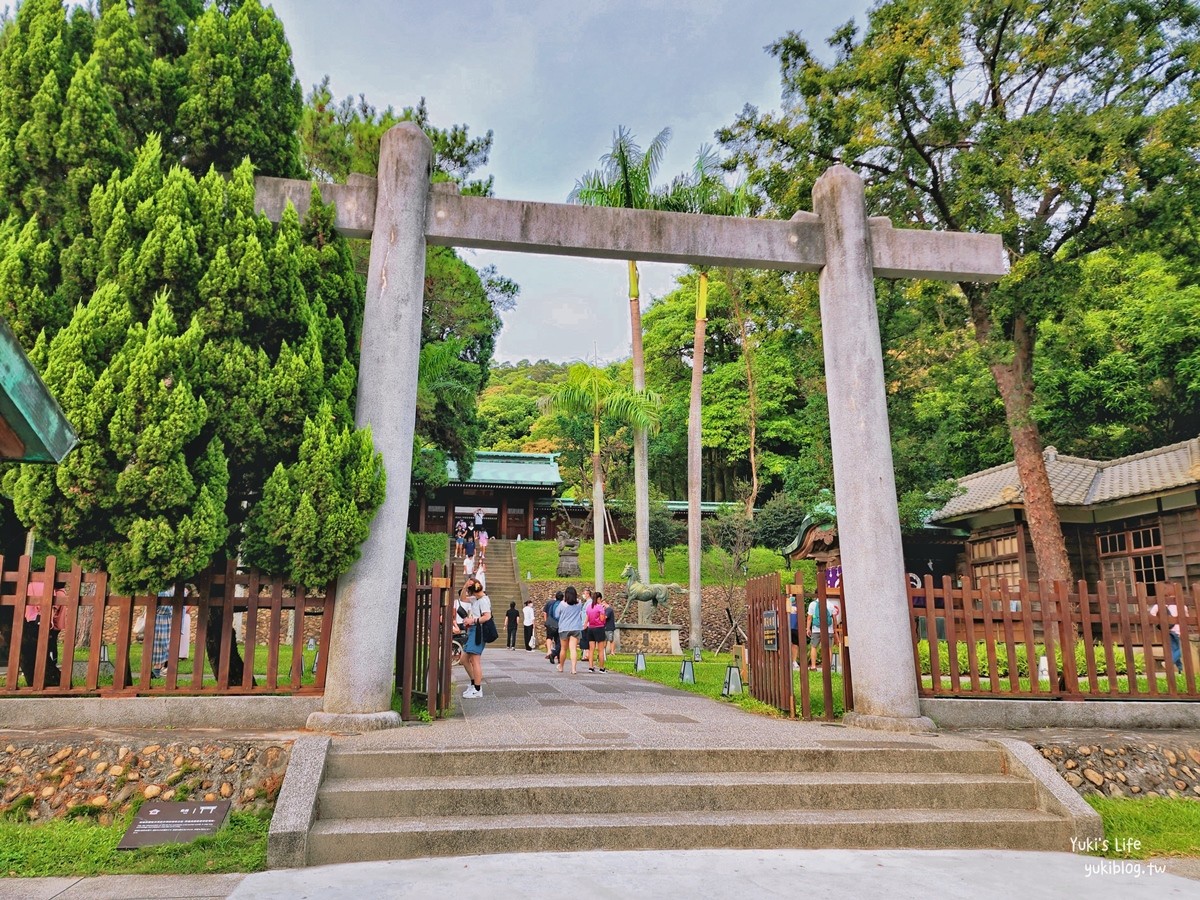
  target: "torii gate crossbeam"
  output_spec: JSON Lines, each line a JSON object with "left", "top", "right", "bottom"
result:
{"left": 254, "top": 123, "right": 1006, "bottom": 733}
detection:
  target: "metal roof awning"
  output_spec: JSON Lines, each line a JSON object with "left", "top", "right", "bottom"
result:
{"left": 0, "top": 317, "right": 77, "bottom": 463}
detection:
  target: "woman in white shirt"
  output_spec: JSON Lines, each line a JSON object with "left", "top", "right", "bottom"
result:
{"left": 460, "top": 581, "right": 492, "bottom": 698}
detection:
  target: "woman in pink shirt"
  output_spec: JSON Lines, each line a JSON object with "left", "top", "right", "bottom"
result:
{"left": 586, "top": 591, "right": 608, "bottom": 672}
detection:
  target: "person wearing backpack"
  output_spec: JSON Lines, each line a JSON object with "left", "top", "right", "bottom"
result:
{"left": 460, "top": 581, "right": 493, "bottom": 698}
{"left": 806, "top": 596, "right": 842, "bottom": 671}
{"left": 544, "top": 591, "right": 563, "bottom": 662}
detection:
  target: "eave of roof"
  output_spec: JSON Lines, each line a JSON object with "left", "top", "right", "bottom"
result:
{"left": 0, "top": 317, "right": 77, "bottom": 463}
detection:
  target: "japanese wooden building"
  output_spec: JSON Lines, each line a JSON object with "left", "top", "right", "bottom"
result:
{"left": 409, "top": 451, "right": 563, "bottom": 540}
{"left": 930, "top": 439, "right": 1200, "bottom": 592}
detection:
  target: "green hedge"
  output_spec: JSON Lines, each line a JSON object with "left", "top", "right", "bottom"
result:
{"left": 916, "top": 640, "right": 1147, "bottom": 678}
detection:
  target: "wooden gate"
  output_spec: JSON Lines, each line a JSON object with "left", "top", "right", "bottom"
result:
{"left": 744, "top": 573, "right": 795, "bottom": 716}
{"left": 395, "top": 561, "right": 456, "bottom": 719}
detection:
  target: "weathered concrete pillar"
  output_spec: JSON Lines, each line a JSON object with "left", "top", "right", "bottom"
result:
{"left": 307, "top": 123, "right": 433, "bottom": 733}
{"left": 812, "top": 166, "right": 935, "bottom": 733}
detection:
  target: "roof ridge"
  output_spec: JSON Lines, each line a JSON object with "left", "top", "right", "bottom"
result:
{"left": 1095, "top": 436, "right": 1199, "bottom": 469}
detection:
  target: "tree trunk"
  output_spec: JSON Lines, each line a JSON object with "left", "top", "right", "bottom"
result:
{"left": 969, "top": 296, "right": 1072, "bottom": 585}
{"left": 726, "top": 270, "right": 759, "bottom": 518}
{"left": 592, "top": 449, "right": 605, "bottom": 597}
{"left": 687, "top": 273, "right": 708, "bottom": 648}
{"left": 627, "top": 262, "right": 652, "bottom": 586}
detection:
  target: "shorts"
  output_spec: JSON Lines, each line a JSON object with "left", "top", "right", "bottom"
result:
{"left": 546, "top": 627, "right": 559, "bottom": 640}
{"left": 604, "top": 629, "right": 615, "bottom": 643}
{"left": 790, "top": 628, "right": 800, "bottom": 646}
{"left": 559, "top": 630, "right": 582, "bottom": 642}
{"left": 456, "top": 537, "right": 464, "bottom": 546}
{"left": 464, "top": 628, "right": 485, "bottom": 655}
{"left": 587, "top": 626, "right": 607, "bottom": 643}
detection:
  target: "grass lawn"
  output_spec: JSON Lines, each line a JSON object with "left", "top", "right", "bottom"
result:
{"left": 1086, "top": 796, "right": 1200, "bottom": 858}
{"left": 56, "top": 642, "right": 319, "bottom": 689}
{"left": 0, "top": 807, "right": 269, "bottom": 877}
{"left": 516, "top": 539, "right": 811, "bottom": 587}
{"left": 605, "top": 650, "right": 846, "bottom": 720}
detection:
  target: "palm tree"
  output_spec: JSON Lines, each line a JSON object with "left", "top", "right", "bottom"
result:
{"left": 664, "top": 147, "right": 753, "bottom": 649}
{"left": 540, "top": 363, "right": 660, "bottom": 595}
{"left": 569, "top": 127, "right": 672, "bottom": 597}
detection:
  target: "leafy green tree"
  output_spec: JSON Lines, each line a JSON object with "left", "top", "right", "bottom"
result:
{"left": 754, "top": 493, "right": 807, "bottom": 567}
{"left": 647, "top": 502, "right": 685, "bottom": 577}
{"left": 723, "top": 0, "right": 1200, "bottom": 583}
{"left": 175, "top": 0, "right": 303, "bottom": 178}
{"left": 540, "top": 363, "right": 661, "bottom": 594}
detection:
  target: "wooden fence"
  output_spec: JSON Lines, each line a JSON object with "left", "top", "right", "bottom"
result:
{"left": 743, "top": 571, "right": 853, "bottom": 720}
{"left": 0, "top": 555, "right": 335, "bottom": 696}
{"left": 744, "top": 573, "right": 794, "bottom": 716}
{"left": 394, "top": 561, "right": 456, "bottom": 720}
{"left": 910, "top": 576, "right": 1200, "bottom": 700}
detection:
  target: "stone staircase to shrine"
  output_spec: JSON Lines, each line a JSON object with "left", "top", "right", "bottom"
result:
{"left": 450, "top": 538, "right": 524, "bottom": 614}
{"left": 301, "top": 743, "right": 1081, "bottom": 866}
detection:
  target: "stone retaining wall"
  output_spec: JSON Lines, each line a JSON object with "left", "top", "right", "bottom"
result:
{"left": 1034, "top": 739, "right": 1200, "bottom": 799}
{"left": 0, "top": 738, "right": 290, "bottom": 825}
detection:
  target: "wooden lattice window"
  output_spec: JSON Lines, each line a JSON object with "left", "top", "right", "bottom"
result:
{"left": 969, "top": 532, "right": 1020, "bottom": 589}
{"left": 1098, "top": 524, "right": 1165, "bottom": 592}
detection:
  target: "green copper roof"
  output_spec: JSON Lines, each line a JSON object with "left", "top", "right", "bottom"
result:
{"left": 446, "top": 452, "right": 562, "bottom": 488}
{"left": 0, "top": 317, "right": 77, "bottom": 463}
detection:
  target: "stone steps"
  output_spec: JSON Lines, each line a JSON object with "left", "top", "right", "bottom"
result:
{"left": 317, "top": 771, "right": 1037, "bottom": 819}
{"left": 307, "top": 808, "right": 1069, "bottom": 866}
{"left": 303, "top": 744, "right": 1074, "bottom": 865}
{"left": 324, "top": 746, "right": 1006, "bottom": 779}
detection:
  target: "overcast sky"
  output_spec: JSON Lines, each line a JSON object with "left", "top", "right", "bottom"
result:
{"left": 270, "top": 0, "right": 873, "bottom": 364}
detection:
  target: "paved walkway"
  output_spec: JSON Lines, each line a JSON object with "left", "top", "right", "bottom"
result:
{"left": 346, "top": 645, "right": 986, "bottom": 752}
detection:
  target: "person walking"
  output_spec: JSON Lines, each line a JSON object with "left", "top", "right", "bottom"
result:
{"left": 544, "top": 591, "right": 562, "bottom": 662}
{"left": 556, "top": 586, "right": 585, "bottom": 675}
{"left": 461, "top": 581, "right": 492, "bottom": 698}
{"left": 477, "top": 528, "right": 489, "bottom": 560}
{"left": 603, "top": 594, "right": 616, "bottom": 657}
{"left": 523, "top": 599, "right": 536, "bottom": 651}
{"left": 505, "top": 601, "right": 519, "bottom": 649}
{"left": 464, "top": 530, "right": 476, "bottom": 565}
{"left": 586, "top": 590, "right": 608, "bottom": 672}
{"left": 454, "top": 519, "right": 466, "bottom": 558}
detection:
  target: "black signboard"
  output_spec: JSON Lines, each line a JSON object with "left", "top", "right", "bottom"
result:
{"left": 762, "top": 609, "right": 779, "bottom": 651}
{"left": 119, "top": 800, "right": 231, "bottom": 849}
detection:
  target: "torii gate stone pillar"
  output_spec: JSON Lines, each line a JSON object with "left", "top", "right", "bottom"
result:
{"left": 255, "top": 122, "right": 1006, "bottom": 734}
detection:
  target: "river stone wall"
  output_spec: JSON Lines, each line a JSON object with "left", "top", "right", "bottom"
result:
{"left": 1034, "top": 738, "right": 1200, "bottom": 799}
{"left": 0, "top": 738, "right": 290, "bottom": 825}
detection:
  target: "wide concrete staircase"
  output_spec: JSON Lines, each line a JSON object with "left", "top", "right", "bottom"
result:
{"left": 305, "top": 744, "right": 1072, "bottom": 865}
{"left": 452, "top": 537, "right": 523, "bottom": 613}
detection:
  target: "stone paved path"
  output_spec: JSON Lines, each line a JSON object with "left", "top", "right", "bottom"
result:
{"left": 342, "top": 647, "right": 986, "bottom": 752}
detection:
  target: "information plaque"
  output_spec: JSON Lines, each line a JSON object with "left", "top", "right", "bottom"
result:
{"left": 118, "top": 800, "right": 232, "bottom": 849}
{"left": 762, "top": 608, "right": 778, "bottom": 651}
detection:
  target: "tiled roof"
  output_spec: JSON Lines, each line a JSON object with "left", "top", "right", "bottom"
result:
{"left": 933, "top": 438, "right": 1200, "bottom": 521}
{"left": 446, "top": 452, "right": 562, "bottom": 488}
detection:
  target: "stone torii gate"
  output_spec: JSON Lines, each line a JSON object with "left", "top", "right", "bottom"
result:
{"left": 254, "top": 123, "right": 1006, "bottom": 733}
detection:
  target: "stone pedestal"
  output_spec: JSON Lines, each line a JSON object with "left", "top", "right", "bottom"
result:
{"left": 615, "top": 624, "right": 682, "bottom": 656}
{"left": 556, "top": 551, "right": 580, "bottom": 578}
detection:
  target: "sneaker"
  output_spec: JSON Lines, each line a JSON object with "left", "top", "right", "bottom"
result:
{"left": 792, "top": 662, "right": 800, "bottom": 670}
{"left": 462, "top": 686, "right": 481, "bottom": 698}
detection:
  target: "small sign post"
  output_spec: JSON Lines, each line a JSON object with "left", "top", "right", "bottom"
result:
{"left": 762, "top": 609, "right": 779, "bottom": 651}
{"left": 118, "top": 800, "right": 231, "bottom": 849}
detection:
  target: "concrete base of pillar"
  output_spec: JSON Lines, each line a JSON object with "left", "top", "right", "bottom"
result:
{"left": 306, "top": 710, "right": 403, "bottom": 734}
{"left": 843, "top": 711, "right": 937, "bottom": 734}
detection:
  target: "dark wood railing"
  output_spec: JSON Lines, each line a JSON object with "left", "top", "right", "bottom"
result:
{"left": 0, "top": 555, "right": 335, "bottom": 696}
{"left": 745, "top": 573, "right": 794, "bottom": 716}
{"left": 395, "top": 561, "right": 456, "bottom": 720}
{"left": 910, "top": 576, "right": 1200, "bottom": 700}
